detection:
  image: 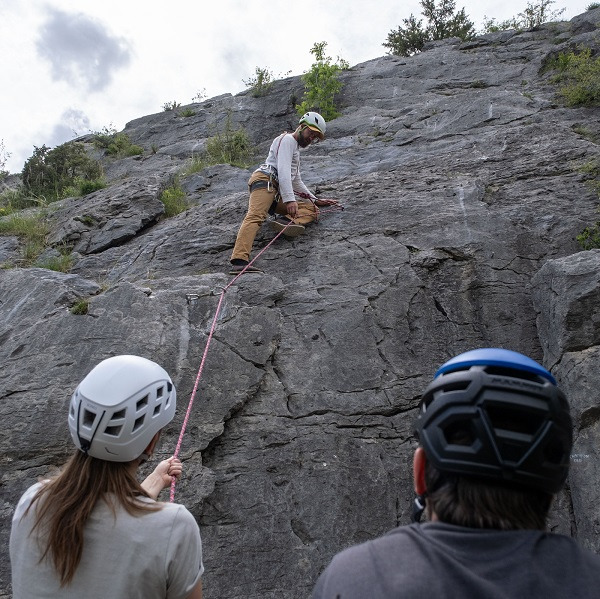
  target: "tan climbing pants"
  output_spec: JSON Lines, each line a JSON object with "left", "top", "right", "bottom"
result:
{"left": 230, "top": 171, "right": 317, "bottom": 262}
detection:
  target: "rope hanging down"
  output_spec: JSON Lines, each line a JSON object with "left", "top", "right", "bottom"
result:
{"left": 169, "top": 204, "right": 343, "bottom": 501}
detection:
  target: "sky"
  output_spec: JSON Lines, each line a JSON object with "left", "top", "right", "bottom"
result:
{"left": 0, "top": 0, "right": 592, "bottom": 174}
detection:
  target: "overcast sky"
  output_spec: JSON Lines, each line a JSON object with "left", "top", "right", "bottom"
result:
{"left": 0, "top": 0, "right": 592, "bottom": 173}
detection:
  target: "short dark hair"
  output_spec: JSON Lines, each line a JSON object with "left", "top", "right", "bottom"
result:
{"left": 425, "top": 461, "right": 553, "bottom": 530}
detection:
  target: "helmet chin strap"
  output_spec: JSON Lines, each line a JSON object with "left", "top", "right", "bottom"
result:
{"left": 411, "top": 494, "right": 427, "bottom": 523}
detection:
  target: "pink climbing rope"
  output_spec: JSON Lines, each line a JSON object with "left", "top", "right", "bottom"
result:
{"left": 169, "top": 203, "right": 344, "bottom": 501}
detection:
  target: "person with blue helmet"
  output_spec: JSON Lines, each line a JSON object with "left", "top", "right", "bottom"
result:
{"left": 229, "top": 111, "right": 340, "bottom": 275}
{"left": 311, "top": 348, "right": 600, "bottom": 598}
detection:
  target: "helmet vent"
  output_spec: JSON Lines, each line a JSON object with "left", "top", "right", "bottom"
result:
{"left": 105, "top": 425, "right": 122, "bottom": 437}
{"left": 136, "top": 395, "right": 149, "bottom": 411}
{"left": 133, "top": 415, "right": 145, "bottom": 432}
{"left": 153, "top": 404, "right": 161, "bottom": 416}
{"left": 82, "top": 409, "right": 96, "bottom": 428}
{"left": 484, "top": 365, "right": 544, "bottom": 383}
{"left": 485, "top": 404, "right": 543, "bottom": 436}
{"left": 157, "top": 386, "right": 164, "bottom": 398}
{"left": 438, "top": 380, "right": 471, "bottom": 393}
{"left": 442, "top": 419, "right": 477, "bottom": 447}
{"left": 112, "top": 409, "right": 126, "bottom": 420}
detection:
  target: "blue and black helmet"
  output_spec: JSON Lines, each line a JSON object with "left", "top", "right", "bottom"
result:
{"left": 415, "top": 348, "right": 572, "bottom": 494}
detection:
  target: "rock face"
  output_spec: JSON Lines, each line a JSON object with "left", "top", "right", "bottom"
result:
{"left": 1, "top": 9, "right": 600, "bottom": 598}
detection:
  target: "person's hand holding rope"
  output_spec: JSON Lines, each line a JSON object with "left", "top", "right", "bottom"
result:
{"left": 142, "top": 457, "right": 182, "bottom": 500}
{"left": 286, "top": 200, "right": 298, "bottom": 217}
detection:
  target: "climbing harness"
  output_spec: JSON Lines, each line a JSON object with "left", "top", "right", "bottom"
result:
{"left": 169, "top": 202, "right": 343, "bottom": 501}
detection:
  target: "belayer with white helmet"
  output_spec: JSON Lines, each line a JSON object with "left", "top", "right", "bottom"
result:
{"left": 10, "top": 355, "right": 204, "bottom": 599}
{"left": 311, "top": 348, "right": 600, "bottom": 599}
{"left": 229, "top": 111, "right": 340, "bottom": 275}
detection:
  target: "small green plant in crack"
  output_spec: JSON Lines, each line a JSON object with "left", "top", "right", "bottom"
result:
{"left": 575, "top": 159, "right": 600, "bottom": 249}
{"left": 36, "top": 250, "right": 74, "bottom": 273}
{"left": 178, "top": 107, "right": 196, "bottom": 117}
{"left": 0, "top": 212, "right": 50, "bottom": 264}
{"left": 70, "top": 299, "right": 90, "bottom": 315}
{"left": 76, "top": 214, "right": 97, "bottom": 227}
{"left": 160, "top": 180, "right": 189, "bottom": 217}
{"left": 573, "top": 125, "right": 599, "bottom": 145}
{"left": 93, "top": 127, "right": 143, "bottom": 158}
{"left": 577, "top": 159, "right": 600, "bottom": 197}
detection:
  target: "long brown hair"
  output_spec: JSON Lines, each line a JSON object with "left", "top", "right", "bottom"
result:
{"left": 27, "top": 450, "right": 161, "bottom": 586}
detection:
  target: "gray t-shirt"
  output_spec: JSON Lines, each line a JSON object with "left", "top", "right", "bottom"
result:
{"left": 10, "top": 482, "right": 203, "bottom": 599}
{"left": 311, "top": 522, "right": 600, "bottom": 599}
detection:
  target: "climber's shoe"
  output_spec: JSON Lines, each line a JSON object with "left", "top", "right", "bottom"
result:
{"left": 269, "top": 216, "right": 305, "bottom": 237}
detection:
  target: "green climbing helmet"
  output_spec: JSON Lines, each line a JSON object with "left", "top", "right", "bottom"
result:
{"left": 299, "top": 111, "right": 326, "bottom": 139}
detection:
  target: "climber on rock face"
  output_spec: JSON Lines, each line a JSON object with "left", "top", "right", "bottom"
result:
{"left": 311, "top": 348, "right": 600, "bottom": 599}
{"left": 229, "top": 111, "right": 340, "bottom": 275}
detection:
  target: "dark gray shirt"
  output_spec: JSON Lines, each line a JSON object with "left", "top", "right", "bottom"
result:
{"left": 311, "top": 522, "right": 600, "bottom": 598}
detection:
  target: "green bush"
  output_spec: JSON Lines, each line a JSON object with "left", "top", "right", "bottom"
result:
{"left": 160, "top": 181, "right": 189, "bottom": 217}
{"left": 178, "top": 107, "right": 196, "bottom": 117}
{"left": 36, "top": 251, "right": 74, "bottom": 273}
{"left": 547, "top": 48, "right": 600, "bottom": 107}
{"left": 78, "top": 178, "right": 107, "bottom": 195}
{"left": 0, "top": 212, "right": 50, "bottom": 265}
{"left": 384, "top": 0, "right": 475, "bottom": 56}
{"left": 61, "top": 177, "right": 107, "bottom": 199}
{"left": 296, "top": 42, "right": 349, "bottom": 121}
{"left": 93, "top": 127, "right": 143, "bottom": 157}
{"left": 577, "top": 223, "right": 600, "bottom": 249}
{"left": 192, "top": 89, "right": 207, "bottom": 103}
{"left": 21, "top": 143, "right": 103, "bottom": 203}
{"left": 181, "top": 115, "right": 255, "bottom": 176}
{"left": 163, "top": 101, "right": 181, "bottom": 111}
{"left": 0, "top": 186, "right": 42, "bottom": 214}
{"left": 182, "top": 155, "right": 206, "bottom": 176}
{"left": 244, "top": 67, "right": 275, "bottom": 97}
{"left": 482, "top": 0, "right": 565, "bottom": 33}
{"left": 205, "top": 129, "right": 252, "bottom": 167}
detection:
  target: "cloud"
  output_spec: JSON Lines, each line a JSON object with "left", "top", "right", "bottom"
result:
{"left": 47, "top": 108, "right": 92, "bottom": 148}
{"left": 36, "top": 8, "right": 132, "bottom": 92}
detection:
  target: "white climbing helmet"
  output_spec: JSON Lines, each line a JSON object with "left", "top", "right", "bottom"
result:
{"left": 299, "top": 111, "right": 326, "bottom": 139}
{"left": 68, "top": 355, "right": 177, "bottom": 462}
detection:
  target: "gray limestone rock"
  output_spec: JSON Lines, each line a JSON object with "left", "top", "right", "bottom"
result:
{"left": 2, "top": 9, "right": 600, "bottom": 599}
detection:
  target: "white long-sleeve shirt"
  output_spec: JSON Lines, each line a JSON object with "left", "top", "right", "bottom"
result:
{"left": 258, "top": 133, "right": 316, "bottom": 203}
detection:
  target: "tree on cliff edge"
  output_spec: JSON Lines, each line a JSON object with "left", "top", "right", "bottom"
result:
{"left": 383, "top": 0, "right": 475, "bottom": 57}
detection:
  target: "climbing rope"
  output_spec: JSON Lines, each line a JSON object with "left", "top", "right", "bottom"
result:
{"left": 169, "top": 203, "right": 343, "bottom": 501}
